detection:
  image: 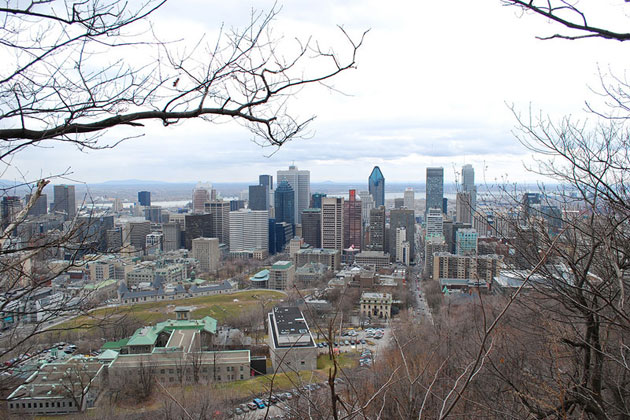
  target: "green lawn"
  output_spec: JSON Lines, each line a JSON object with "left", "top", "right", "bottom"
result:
{"left": 218, "top": 370, "right": 326, "bottom": 398}
{"left": 54, "top": 290, "right": 285, "bottom": 333}
{"left": 317, "top": 352, "right": 358, "bottom": 371}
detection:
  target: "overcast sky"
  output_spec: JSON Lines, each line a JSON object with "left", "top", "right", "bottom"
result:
{"left": 8, "top": 0, "right": 630, "bottom": 186}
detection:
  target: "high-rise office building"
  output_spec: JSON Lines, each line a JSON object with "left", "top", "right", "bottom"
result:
{"left": 394, "top": 198, "right": 404, "bottom": 209}
{"left": 144, "top": 206, "right": 162, "bottom": 223}
{"left": 205, "top": 201, "right": 230, "bottom": 246}
{"left": 106, "top": 227, "right": 123, "bottom": 251}
{"left": 425, "top": 167, "right": 444, "bottom": 215}
{"left": 395, "top": 227, "right": 410, "bottom": 265}
{"left": 456, "top": 192, "right": 473, "bottom": 224}
{"left": 403, "top": 188, "right": 415, "bottom": 211}
{"left": 249, "top": 184, "right": 268, "bottom": 211}
{"left": 259, "top": 175, "right": 273, "bottom": 191}
{"left": 1, "top": 196, "right": 22, "bottom": 229}
{"left": 368, "top": 166, "right": 385, "bottom": 208}
{"left": 321, "top": 197, "right": 344, "bottom": 252}
{"left": 25, "top": 193, "right": 47, "bottom": 217}
{"left": 229, "top": 209, "right": 269, "bottom": 253}
{"left": 462, "top": 164, "right": 477, "bottom": 221}
{"left": 137, "top": 191, "right": 151, "bottom": 207}
{"left": 301, "top": 208, "right": 321, "bottom": 248}
{"left": 127, "top": 221, "right": 151, "bottom": 251}
{"left": 310, "top": 193, "right": 327, "bottom": 209}
{"left": 274, "top": 180, "right": 295, "bottom": 225}
{"left": 53, "top": 185, "right": 76, "bottom": 219}
{"left": 162, "top": 222, "right": 182, "bottom": 252}
{"left": 277, "top": 165, "right": 310, "bottom": 224}
{"left": 230, "top": 200, "right": 245, "bottom": 211}
{"left": 368, "top": 206, "right": 386, "bottom": 251}
{"left": 343, "top": 189, "right": 362, "bottom": 250}
{"left": 426, "top": 208, "right": 444, "bottom": 238}
{"left": 184, "top": 213, "right": 213, "bottom": 249}
{"left": 192, "top": 183, "right": 212, "bottom": 213}
{"left": 389, "top": 208, "right": 415, "bottom": 262}
{"left": 192, "top": 237, "right": 220, "bottom": 273}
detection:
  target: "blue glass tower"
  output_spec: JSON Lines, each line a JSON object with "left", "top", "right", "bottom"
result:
{"left": 368, "top": 166, "right": 385, "bottom": 208}
{"left": 274, "top": 180, "right": 295, "bottom": 225}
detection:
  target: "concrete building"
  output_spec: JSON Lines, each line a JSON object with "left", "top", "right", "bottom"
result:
{"left": 269, "top": 261, "right": 295, "bottom": 290}
{"left": 433, "top": 252, "right": 502, "bottom": 283}
{"left": 301, "top": 208, "right": 321, "bottom": 248}
{"left": 144, "top": 206, "right": 162, "bottom": 223}
{"left": 456, "top": 228, "right": 478, "bottom": 256}
{"left": 248, "top": 184, "right": 268, "bottom": 211}
{"left": 343, "top": 189, "right": 362, "bottom": 250}
{"left": 403, "top": 187, "right": 415, "bottom": 212}
{"left": 359, "top": 190, "right": 374, "bottom": 234}
{"left": 206, "top": 201, "right": 230, "bottom": 246}
{"left": 192, "top": 183, "right": 212, "bottom": 213}
{"left": 228, "top": 209, "right": 268, "bottom": 254}
{"left": 462, "top": 164, "right": 476, "bottom": 220}
{"left": 424, "top": 236, "right": 448, "bottom": 279}
{"left": 127, "top": 221, "right": 151, "bottom": 252}
{"left": 389, "top": 208, "right": 415, "bottom": 262}
{"left": 321, "top": 196, "right": 344, "bottom": 252}
{"left": 267, "top": 306, "right": 317, "bottom": 372}
{"left": 425, "top": 167, "right": 444, "bottom": 216}
{"left": 250, "top": 269, "right": 269, "bottom": 289}
{"left": 360, "top": 292, "right": 392, "bottom": 319}
{"left": 53, "top": 184, "right": 75, "bottom": 219}
{"left": 456, "top": 192, "right": 473, "bottom": 225}
{"left": 145, "top": 232, "right": 163, "bottom": 255}
{"left": 162, "top": 222, "right": 182, "bottom": 252}
{"left": 368, "top": 206, "right": 386, "bottom": 251}
{"left": 7, "top": 358, "right": 103, "bottom": 416}
{"left": 355, "top": 251, "right": 391, "bottom": 270}
{"left": 395, "top": 227, "right": 410, "bottom": 265}
{"left": 277, "top": 164, "right": 310, "bottom": 224}
{"left": 295, "top": 248, "right": 340, "bottom": 271}
{"left": 192, "top": 237, "right": 220, "bottom": 273}
{"left": 425, "top": 208, "right": 444, "bottom": 238}
{"left": 274, "top": 180, "right": 295, "bottom": 225}
{"left": 25, "top": 193, "right": 47, "bottom": 217}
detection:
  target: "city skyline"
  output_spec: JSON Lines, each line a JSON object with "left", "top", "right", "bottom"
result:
{"left": 5, "top": 1, "right": 626, "bottom": 185}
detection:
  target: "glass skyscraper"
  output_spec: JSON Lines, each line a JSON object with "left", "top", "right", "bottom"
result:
{"left": 274, "top": 180, "right": 295, "bottom": 225}
{"left": 368, "top": 166, "right": 385, "bottom": 208}
{"left": 425, "top": 167, "right": 444, "bottom": 215}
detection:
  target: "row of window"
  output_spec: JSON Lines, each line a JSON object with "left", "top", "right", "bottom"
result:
{"left": 161, "top": 373, "right": 244, "bottom": 382}
{"left": 157, "top": 365, "right": 244, "bottom": 375}
{"left": 10, "top": 400, "right": 74, "bottom": 410}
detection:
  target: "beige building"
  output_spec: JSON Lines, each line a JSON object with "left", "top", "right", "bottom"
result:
{"left": 321, "top": 197, "right": 344, "bottom": 252}
{"left": 192, "top": 237, "right": 220, "bottom": 273}
{"left": 360, "top": 292, "right": 393, "bottom": 319}
{"left": 433, "top": 252, "right": 502, "bottom": 283}
{"left": 267, "top": 306, "right": 317, "bottom": 372}
{"left": 355, "top": 251, "right": 391, "bottom": 270}
{"left": 269, "top": 261, "right": 295, "bottom": 291}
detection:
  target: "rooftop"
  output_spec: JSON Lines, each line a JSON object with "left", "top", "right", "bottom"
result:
{"left": 272, "top": 261, "right": 293, "bottom": 270}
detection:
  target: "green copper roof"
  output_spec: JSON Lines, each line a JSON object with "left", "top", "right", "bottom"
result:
{"left": 126, "top": 316, "right": 218, "bottom": 347}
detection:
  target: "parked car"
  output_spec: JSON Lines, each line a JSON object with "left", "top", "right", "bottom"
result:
{"left": 253, "top": 398, "right": 265, "bottom": 409}
{"left": 247, "top": 402, "right": 257, "bottom": 410}
{"left": 235, "top": 407, "right": 244, "bottom": 415}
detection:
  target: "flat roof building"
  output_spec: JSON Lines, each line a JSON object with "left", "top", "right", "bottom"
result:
{"left": 267, "top": 306, "right": 317, "bottom": 372}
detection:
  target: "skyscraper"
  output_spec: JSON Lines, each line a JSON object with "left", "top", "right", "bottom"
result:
{"left": 343, "top": 189, "right": 362, "bottom": 249}
{"left": 274, "top": 180, "right": 295, "bottom": 225}
{"left": 25, "top": 193, "right": 47, "bottom": 217}
{"left": 248, "top": 184, "right": 268, "bottom": 210}
{"left": 206, "top": 201, "right": 231, "bottom": 246}
{"left": 137, "top": 190, "right": 151, "bottom": 207}
{"left": 192, "top": 182, "right": 212, "bottom": 213}
{"left": 425, "top": 167, "right": 444, "bottom": 215}
{"left": 456, "top": 192, "right": 473, "bottom": 224}
{"left": 368, "top": 206, "right": 386, "bottom": 251}
{"left": 389, "top": 208, "right": 415, "bottom": 262}
{"left": 229, "top": 209, "right": 269, "bottom": 253}
{"left": 192, "top": 237, "right": 220, "bottom": 273}
{"left": 310, "top": 193, "right": 327, "bottom": 209}
{"left": 321, "top": 196, "right": 344, "bottom": 252}
{"left": 259, "top": 175, "right": 273, "bottom": 191}
{"left": 277, "top": 165, "right": 310, "bottom": 224}
{"left": 53, "top": 184, "right": 76, "bottom": 219}
{"left": 301, "top": 208, "right": 321, "bottom": 248}
{"left": 403, "top": 187, "right": 415, "bottom": 211}
{"left": 368, "top": 166, "right": 385, "bottom": 208}
{"left": 462, "top": 164, "right": 476, "bottom": 220}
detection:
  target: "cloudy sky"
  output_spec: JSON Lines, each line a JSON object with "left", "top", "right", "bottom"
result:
{"left": 8, "top": 0, "right": 630, "bottom": 185}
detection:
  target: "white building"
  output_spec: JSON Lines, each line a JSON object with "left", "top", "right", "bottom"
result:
{"left": 403, "top": 187, "right": 415, "bottom": 212}
{"left": 277, "top": 165, "right": 310, "bottom": 224}
{"left": 321, "top": 196, "right": 344, "bottom": 252}
{"left": 395, "top": 227, "right": 410, "bottom": 265}
{"left": 228, "top": 209, "right": 268, "bottom": 253}
{"left": 145, "top": 232, "right": 163, "bottom": 255}
{"left": 192, "top": 237, "right": 220, "bottom": 273}
{"left": 425, "top": 208, "right": 443, "bottom": 238}
{"left": 192, "top": 182, "right": 212, "bottom": 214}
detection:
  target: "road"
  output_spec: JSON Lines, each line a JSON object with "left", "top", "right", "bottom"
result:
{"left": 410, "top": 266, "right": 434, "bottom": 325}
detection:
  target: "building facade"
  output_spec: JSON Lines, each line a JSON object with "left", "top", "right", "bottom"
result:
{"left": 321, "top": 196, "right": 344, "bottom": 252}
{"left": 425, "top": 167, "right": 444, "bottom": 215}
{"left": 368, "top": 166, "right": 385, "bottom": 208}
{"left": 277, "top": 165, "right": 310, "bottom": 224}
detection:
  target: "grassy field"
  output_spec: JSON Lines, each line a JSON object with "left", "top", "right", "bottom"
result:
{"left": 54, "top": 290, "right": 286, "bottom": 332}
{"left": 317, "top": 352, "right": 358, "bottom": 371}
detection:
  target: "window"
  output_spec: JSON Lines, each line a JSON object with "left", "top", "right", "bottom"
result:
{"left": 46, "top": 402, "right": 49, "bottom": 408}
{"left": 169, "top": 368, "right": 174, "bottom": 374}
{"left": 69, "top": 401, "right": 73, "bottom": 407}
{"left": 240, "top": 374, "right": 244, "bottom": 380}
{"left": 160, "top": 369, "right": 165, "bottom": 374}
{"left": 28, "top": 403, "right": 31, "bottom": 408}
{"left": 9, "top": 403, "right": 12, "bottom": 409}
{"left": 240, "top": 365, "right": 243, "bottom": 371}
{"left": 169, "top": 377, "right": 174, "bottom": 382}
{"left": 301, "top": 361, "right": 305, "bottom": 365}
{"left": 217, "top": 375, "right": 221, "bottom": 381}
{"left": 202, "top": 367, "right": 207, "bottom": 373}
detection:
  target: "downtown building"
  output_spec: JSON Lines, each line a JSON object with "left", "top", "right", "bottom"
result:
{"left": 53, "top": 184, "right": 76, "bottom": 219}
{"left": 425, "top": 167, "right": 444, "bottom": 216}
{"left": 229, "top": 209, "right": 269, "bottom": 259}
{"left": 301, "top": 208, "right": 321, "bottom": 248}
{"left": 321, "top": 196, "right": 344, "bottom": 252}
{"left": 343, "top": 189, "right": 362, "bottom": 250}
{"left": 277, "top": 164, "right": 310, "bottom": 224}
{"left": 368, "top": 166, "right": 385, "bottom": 208}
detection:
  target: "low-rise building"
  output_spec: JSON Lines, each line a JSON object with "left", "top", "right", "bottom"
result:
{"left": 360, "top": 292, "right": 392, "bottom": 319}
{"left": 267, "top": 306, "right": 317, "bottom": 373}
{"left": 354, "top": 251, "right": 391, "bottom": 270}
{"left": 295, "top": 248, "right": 340, "bottom": 271}
{"left": 269, "top": 261, "right": 295, "bottom": 291}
